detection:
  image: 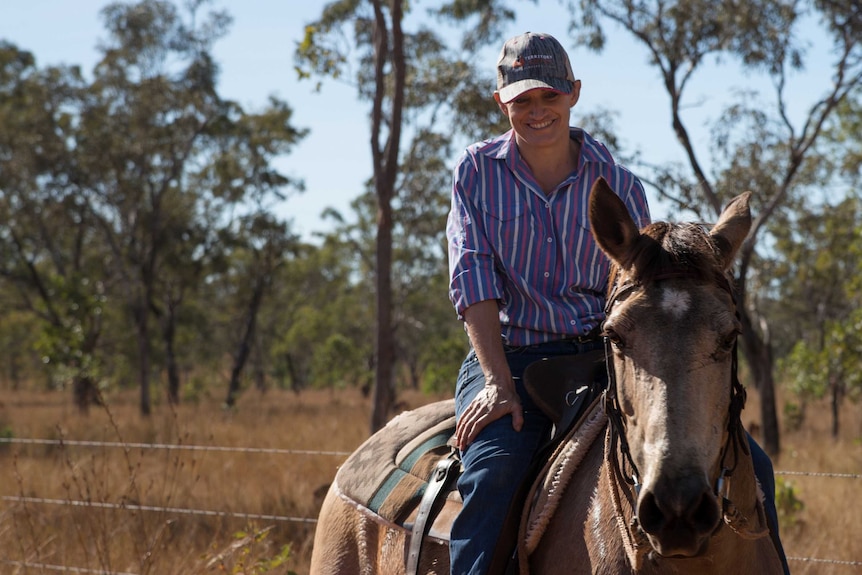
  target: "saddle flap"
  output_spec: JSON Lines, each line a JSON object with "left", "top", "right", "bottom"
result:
{"left": 335, "top": 399, "right": 457, "bottom": 523}
{"left": 523, "top": 350, "right": 607, "bottom": 424}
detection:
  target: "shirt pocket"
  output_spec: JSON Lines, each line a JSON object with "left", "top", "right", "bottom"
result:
{"left": 479, "top": 199, "right": 528, "bottom": 255}
{"left": 480, "top": 198, "right": 525, "bottom": 222}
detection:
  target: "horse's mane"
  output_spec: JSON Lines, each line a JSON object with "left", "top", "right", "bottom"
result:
{"left": 607, "top": 221, "right": 728, "bottom": 290}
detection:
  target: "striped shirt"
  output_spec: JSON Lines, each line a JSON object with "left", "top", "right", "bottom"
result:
{"left": 446, "top": 128, "right": 651, "bottom": 346}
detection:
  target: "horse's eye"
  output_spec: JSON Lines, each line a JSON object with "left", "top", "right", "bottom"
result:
{"left": 721, "top": 330, "right": 739, "bottom": 350}
{"left": 603, "top": 330, "right": 625, "bottom": 350}
{"left": 715, "top": 329, "right": 740, "bottom": 357}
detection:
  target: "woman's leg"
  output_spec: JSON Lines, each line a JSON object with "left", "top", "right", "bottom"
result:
{"left": 748, "top": 434, "right": 790, "bottom": 574}
{"left": 449, "top": 349, "right": 550, "bottom": 575}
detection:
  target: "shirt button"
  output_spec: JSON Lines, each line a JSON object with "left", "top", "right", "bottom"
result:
{"left": 545, "top": 203, "right": 550, "bottom": 209}
{"left": 570, "top": 320, "right": 577, "bottom": 325}
{"left": 544, "top": 272, "right": 550, "bottom": 278}
{"left": 546, "top": 237, "right": 552, "bottom": 243}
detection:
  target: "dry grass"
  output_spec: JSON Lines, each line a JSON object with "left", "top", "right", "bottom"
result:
{"left": 0, "top": 385, "right": 859, "bottom": 574}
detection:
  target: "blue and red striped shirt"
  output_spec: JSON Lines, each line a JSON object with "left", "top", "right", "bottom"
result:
{"left": 447, "top": 128, "right": 651, "bottom": 345}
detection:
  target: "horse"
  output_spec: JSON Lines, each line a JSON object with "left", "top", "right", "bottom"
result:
{"left": 309, "top": 177, "right": 784, "bottom": 574}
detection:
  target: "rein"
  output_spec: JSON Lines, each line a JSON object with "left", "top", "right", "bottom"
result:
{"left": 601, "top": 269, "right": 763, "bottom": 567}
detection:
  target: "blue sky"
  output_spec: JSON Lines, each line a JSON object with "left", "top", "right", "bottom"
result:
{"left": 2, "top": 1, "right": 834, "bottom": 239}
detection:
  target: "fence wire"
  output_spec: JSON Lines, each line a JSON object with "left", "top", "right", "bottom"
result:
{"left": 4, "top": 437, "right": 860, "bottom": 480}
{"left": 0, "top": 437, "right": 351, "bottom": 457}
{"left": 0, "top": 559, "right": 137, "bottom": 574}
{"left": 2, "top": 495, "right": 317, "bottom": 525}
{"left": 2, "top": 436, "right": 860, "bottom": 569}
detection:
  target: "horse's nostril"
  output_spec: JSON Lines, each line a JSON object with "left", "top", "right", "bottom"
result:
{"left": 690, "top": 491, "right": 721, "bottom": 533}
{"left": 637, "top": 491, "right": 666, "bottom": 534}
{"left": 637, "top": 484, "right": 720, "bottom": 537}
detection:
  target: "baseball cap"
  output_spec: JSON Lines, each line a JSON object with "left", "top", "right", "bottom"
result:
{"left": 496, "top": 32, "right": 576, "bottom": 103}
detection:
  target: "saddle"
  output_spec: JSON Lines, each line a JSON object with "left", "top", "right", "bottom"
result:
{"left": 331, "top": 352, "right": 607, "bottom": 575}
{"left": 522, "top": 350, "right": 607, "bottom": 440}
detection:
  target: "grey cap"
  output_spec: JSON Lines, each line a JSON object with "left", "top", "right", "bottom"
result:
{"left": 496, "top": 32, "right": 575, "bottom": 103}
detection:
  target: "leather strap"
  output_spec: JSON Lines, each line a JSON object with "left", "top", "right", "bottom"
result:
{"left": 406, "top": 454, "right": 460, "bottom": 575}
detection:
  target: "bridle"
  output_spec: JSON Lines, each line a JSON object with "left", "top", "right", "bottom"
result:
{"left": 600, "top": 269, "right": 764, "bottom": 567}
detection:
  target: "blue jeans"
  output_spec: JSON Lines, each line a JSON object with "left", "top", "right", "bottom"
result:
{"left": 748, "top": 435, "right": 791, "bottom": 574}
{"left": 449, "top": 339, "right": 789, "bottom": 575}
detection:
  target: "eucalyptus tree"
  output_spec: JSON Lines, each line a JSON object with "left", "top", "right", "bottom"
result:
{"left": 76, "top": 0, "right": 305, "bottom": 414}
{"left": 72, "top": 1, "right": 228, "bottom": 414}
{"left": 194, "top": 96, "right": 308, "bottom": 406}
{"left": 0, "top": 43, "right": 112, "bottom": 409}
{"left": 565, "top": 0, "right": 862, "bottom": 455}
{"left": 768, "top": 95, "right": 862, "bottom": 436}
{"left": 773, "top": 193, "right": 862, "bottom": 436}
{"left": 296, "top": 0, "right": 521, "bottom": 431}
{"left": 309, "top": 128, "right": 469, "bottom": 397}
{"left": 266, "top": 235, "right": 375, "bottom": 393}
{"left": 221, "top": 212, "right": 298, "bottom": 407}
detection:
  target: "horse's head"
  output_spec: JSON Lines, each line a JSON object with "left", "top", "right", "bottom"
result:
{"left": 589, "top": 177, "right": 751, "bottom": 558}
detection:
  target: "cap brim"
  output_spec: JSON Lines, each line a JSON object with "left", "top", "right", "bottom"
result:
{"left": 497, "top": 78, "right": 573, "bottom": 103}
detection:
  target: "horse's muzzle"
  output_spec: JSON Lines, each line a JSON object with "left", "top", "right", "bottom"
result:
{"left": 636, "top": 475, "right": 721, "bottom": 557}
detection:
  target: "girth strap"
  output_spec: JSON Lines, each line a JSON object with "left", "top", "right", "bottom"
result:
{"left": 406, "top": 453, "right": 460, "bottom": 575}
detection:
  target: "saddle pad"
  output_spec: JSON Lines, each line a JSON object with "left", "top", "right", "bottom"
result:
{"left": 522, "top": 399, "right": 608, "bottom": 554}
{"left": 336, "top": 399, "right": 458, "bottom": 524}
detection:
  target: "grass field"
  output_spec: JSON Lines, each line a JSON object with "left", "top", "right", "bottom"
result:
{"left": 0, "top": 385, "right": 859, "bottom": 574}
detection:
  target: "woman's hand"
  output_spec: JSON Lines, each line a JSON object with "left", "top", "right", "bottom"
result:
{"left": 455, "top": 379, "right": 524, "bottom": 450}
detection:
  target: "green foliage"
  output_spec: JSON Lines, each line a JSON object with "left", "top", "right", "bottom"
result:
{"left": 204, "top": 526, "right": 295, "bottom": 575}
{"left": 0, "top": 1, "right": 311, "bottom": 411}
{"left": 421, "top": 336, "right": 468, "bottom": 394}
{"left": 0, "top": 423, "right": 12, "bottom": 455}
{"left": 572, "top": 0, "right": 801, "bottom": 71}
{"left": 775, "top": 477, "right": 805, "bottom": 530}
{"left": 779, "top": 341, "right": 827, "bottom": 401}
{"left": 182, "top": 374, "right": 212, "bottom": 404}
{"left": 782, "top": 401, "right": 805, "bottom": 432}
{"left": 779, "top": 308, "right": 862, "bottom": 402}
{"left": 311, "top": 333, "right": 370, "bottom": 389}
{"left": 0, "top": 309, "right": 43, "bottom": 388}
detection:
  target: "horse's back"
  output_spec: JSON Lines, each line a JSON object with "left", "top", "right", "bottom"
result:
{"left": 310, "top": 400, "right": 458, "bottom": 575}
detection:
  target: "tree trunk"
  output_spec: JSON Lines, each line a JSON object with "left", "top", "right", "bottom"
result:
{"left": 162, "top": 302, "right": 181, "bottom": 405}
{"left": 739, "top": 306, "right": 780, "bottom": 456}
{"left": 135, "top": 301, "right": 152, "bottom": 416}
{"left": 830, "top": 375, "right": 841, "bottom": 438}
{"left": 368, "top": 0, "right": 405, "bottom": 433}
{"left": 73, "top": 375, "right": 98, "bottom": 414}
{"left": 371, "top": 200, "right": 395, "bottom": 431}
{"left": 284, "top": 353, "right": 305, "bottom": 393}
{"left": 253, "top": 341, "right": 267, "bottom": 393}
{"left": 225, "top": 277, "right": 265, "bottom": 408}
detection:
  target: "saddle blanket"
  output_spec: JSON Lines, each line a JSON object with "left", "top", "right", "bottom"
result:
{"left": 334, "top": 399, "right": 461, "bottom": 540}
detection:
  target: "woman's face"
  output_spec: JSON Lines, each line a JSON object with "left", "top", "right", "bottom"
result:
{"left": 496, "top": 85, "right": 580, "bottom": 150}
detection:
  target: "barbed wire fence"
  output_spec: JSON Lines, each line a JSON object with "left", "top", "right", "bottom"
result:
{"left": 1, "top": 436, "right": 860, "bottom": 573}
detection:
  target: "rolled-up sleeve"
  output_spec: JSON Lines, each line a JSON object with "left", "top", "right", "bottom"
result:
{"left": 623, "top": 174, "right": 652, "bottom": 229}
{"left": 446, "top": 153, "right": 503, "bottom": 319}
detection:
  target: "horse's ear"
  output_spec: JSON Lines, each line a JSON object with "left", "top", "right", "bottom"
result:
{"left": 709, "top": 191, "right": 753, "bottom": 269}
{"left": 589, "top": 177, "right": 641, "bottom": 266}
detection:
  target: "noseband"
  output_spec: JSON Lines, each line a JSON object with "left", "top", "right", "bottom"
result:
{"left": 600, "top": 269, "right": 757, "bottom": 566}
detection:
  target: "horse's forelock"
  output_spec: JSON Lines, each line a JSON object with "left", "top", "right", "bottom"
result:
{"left": 625, "top": 222, "right": 721, "bottom": 286}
